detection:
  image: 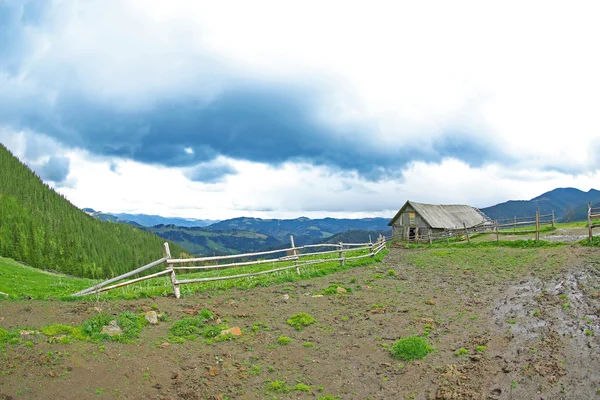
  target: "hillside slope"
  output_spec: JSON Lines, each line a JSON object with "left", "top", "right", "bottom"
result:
{"left": 205, "top": 217, "right": 390, "bottom": 243}
{"left": 481, "top": 187, "right": 600, "bottom": 221}
{"left": 143, "top": 225, "right": 281, "bottom": 255}
{"left": 0, "top": 144, "right": 184, "bottom": 279}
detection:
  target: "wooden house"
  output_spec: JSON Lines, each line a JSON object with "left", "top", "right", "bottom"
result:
{"left": 388, "top": 201, "right": 489, "bottom": 240}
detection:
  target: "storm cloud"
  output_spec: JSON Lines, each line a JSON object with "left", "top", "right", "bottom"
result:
{"left": 4, "top": 83, "right": 504, "bottom": 181}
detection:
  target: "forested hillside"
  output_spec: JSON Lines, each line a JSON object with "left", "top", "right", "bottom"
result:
{"left": 0, "top": 144, "right": 184, "bottom": 279}
{"left": 205, "top": 216, "right": 390, "bottom": 242}
{"left": 144, "top": 225, "right": 280, "bottom": 255}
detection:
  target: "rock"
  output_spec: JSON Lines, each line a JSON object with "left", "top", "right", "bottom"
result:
{"left": 161, "top": 342, "right": 170, "bottom": 348}
{"left": 206, "top": 365, "right": 220, "bottom": 377}
{"left": 145, "top": 311, "right": 159, "bottom": 325}
{"left": 502, "top": 365, "right": 512, "bottom": 373}
{"left": 101, "top": 320, "right": 122, "bottom": 336}
{"left": 220, "top": 326, "right": 242, "bottom": 337}
{"left": 171, "top": 371, "right": 179, "bottom": 379}
{"left": 469, "top": 354, "right": 482, "bottom": 362}
{"left": 152, "top": 383, "right": 162, "bottom": 389}
{"left": 282, "top": 294, "right": 290, "bottom": 300}
{"left": 336, "top": 286, "right": 347, "bottom": 294}
{"left": 312, "top": 294, "right": 324, "bottom": 298}
{"left": 421, "top": 318, "right": 435, "bottom": 324}
{"left": 425, "top": 299, "right": 436, "bottom": 305}
{"left": 20, "top": 330, "right": 37, "bottom": 336}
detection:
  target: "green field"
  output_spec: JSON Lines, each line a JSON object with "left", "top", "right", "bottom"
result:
{"left": 0, "top": 246, "right": 388, "bottom": 300}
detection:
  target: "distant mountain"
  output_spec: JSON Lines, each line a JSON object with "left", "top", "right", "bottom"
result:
{"left": 136, "top": 217, "right": 390, "bottom": 255}
{"left": 142, "top": 225, "right": 280, "bottom": 255}
{"left": 114, "top": 213, "right": 219, "bottom": 228}
{"left": 84, "top": 210, "right": 392, "bottom": 255}
{"left": 0, "top": 144, "right": 185, "bottom": 279}
{"left": 481, "top": 187, "right": 600, "bottom": 222}
{"left": 205, "top": 217, "right": 390, "bottom": 244}
{"left": 82, "top": 209, "right": 218, "bottom": 227}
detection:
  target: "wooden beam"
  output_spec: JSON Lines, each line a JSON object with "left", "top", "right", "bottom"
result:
{"left": 73, "top": 256, "right": 168, "bottom": 296}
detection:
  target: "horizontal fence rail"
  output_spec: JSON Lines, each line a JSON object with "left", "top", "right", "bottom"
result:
{"left": 73, "top": 235, "right": 388, "bottom": 298}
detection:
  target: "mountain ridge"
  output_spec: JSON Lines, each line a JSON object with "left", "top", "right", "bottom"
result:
{"left": 481, "top": 187, "right": 600, "bottom": 221}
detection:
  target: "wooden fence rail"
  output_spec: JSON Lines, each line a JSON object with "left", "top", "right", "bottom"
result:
{"left": 73, "top": 235, "right": 387, "bottom": 298}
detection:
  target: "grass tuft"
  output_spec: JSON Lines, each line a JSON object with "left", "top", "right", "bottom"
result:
{"left": 286, "top": 312, "right": 317, "bottom": 331}
{"left": 390, "top": 335, "right": 434, "bottom": 361}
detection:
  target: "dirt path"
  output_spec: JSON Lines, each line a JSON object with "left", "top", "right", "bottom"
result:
{"left": 1, "top": 246, "right": 599, "bottom": 399}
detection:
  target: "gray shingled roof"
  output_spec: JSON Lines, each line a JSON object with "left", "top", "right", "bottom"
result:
{"left": 388, "top": 201, "right": 488, "bottom": 229}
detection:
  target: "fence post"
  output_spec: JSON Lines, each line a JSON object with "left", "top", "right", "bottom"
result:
{"left": 551, "top": 210, "right": 555, "bottom": 229}
{"left": 589, "top": 203, "right": 593, "bottom": 242}
{"left": 290, "top": 235, "right": 300, "bottom": 275}
{"left": 495, "top": 220, "right": 499, "bottom": 242}
{"left": 428, "top": 231, "right": 432, "bottom": 244}
{"left": 338, "top": 242, "right": 345, "bottom": 266}
{"left": 535, "top": 211, "right": 540, "bottom": 243}
{"left": 514, "top": 216, "right": 516, "bottom": 233}
{"left": 369, "top": 240, "right": 374, "bottom": 257}
{"left": 463, "top": 223, "right": 470, "bottom": 244}
{"left": 164, "top": 242, "right": 180, "bottom": 299}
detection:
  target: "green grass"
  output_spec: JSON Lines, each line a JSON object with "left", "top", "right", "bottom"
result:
{"left": 455, "top": 347, "right": 468, "bottom": 355}
{"left": 265, "top": 380, "right": 311, "bottom": 393}
{"left": 405, "top": 239, "right": 563, "bottom": 250}
{"left": 320, "top": 284, "right": 352, "bottom": 295}
{"left": 286, "top": 312, "right": 317, "bottom": 331}
{"left": 0, "top": 247, "right": 388, "bottom": 300}
{"left": 0, "top": 256, "right": 94, "bottom": 300}
{"left": 400, "top": 246, "right": 567, "bottom": 282}
{"left": 580, "top": 237, "right": 600, "bottom": 247}
{"left": 390, "top": 335, "right": 434, "bottom": 361}
{"left": 277, "top": 336, "right": 292, "bottom": 345}
{"left": 1, "top": 311, "right": 149, "bottom": 350}
{"left": 168, "top": 309, "right": 227, "bottom": 342}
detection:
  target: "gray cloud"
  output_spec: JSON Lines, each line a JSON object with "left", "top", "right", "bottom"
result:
{"left": 186, "top": 160, "right": 237, "bottom": 183}
{"left": 3, "top": 83, "right": 507, "bottom": 181}
{"left": 0, "top": 0, "right": 510, "bottom": 182}
{"left": 36, "top": 155, "right": 70, "bottom": 183}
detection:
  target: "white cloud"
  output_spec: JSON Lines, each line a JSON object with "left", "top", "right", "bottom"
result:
{"left": 41, "top": 148, "right": 600, "bottom": 219}
{"left": 2, "top": 1, "right": 600, "bottom": 217}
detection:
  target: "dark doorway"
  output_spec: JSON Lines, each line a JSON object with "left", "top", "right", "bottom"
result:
{"left": 409, "top": 227, "right": 416, "bottom": 241}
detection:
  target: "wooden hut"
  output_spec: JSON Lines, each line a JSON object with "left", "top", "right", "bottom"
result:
{"left": 388, "top": 201, "right": 489, "bottom": 241}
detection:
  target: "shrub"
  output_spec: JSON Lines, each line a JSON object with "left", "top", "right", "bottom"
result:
{"left": 390, "top": 335, "right": 434, "bottom": 361}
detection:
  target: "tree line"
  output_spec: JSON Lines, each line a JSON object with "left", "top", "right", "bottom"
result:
{"left": 0, "top": 144, "right": 185, "bottom": 279}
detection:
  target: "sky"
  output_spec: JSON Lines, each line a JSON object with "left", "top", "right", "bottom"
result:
{"left": 1, "top": 0, "right": 600, "bottom": 220}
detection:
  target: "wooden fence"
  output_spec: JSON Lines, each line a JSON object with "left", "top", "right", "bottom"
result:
{"left": 402, "top": 211, "right": 555, "bottom": 244}
{"left": 73, "top": 235, "right": 387, "bottom": 298}
{"left": 589, "top": 203, "right": 600, "bottom": 241}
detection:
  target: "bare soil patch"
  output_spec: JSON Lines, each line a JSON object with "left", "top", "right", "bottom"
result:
{"left": 1, "top": 245, "right": 599, "bottom": 399}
